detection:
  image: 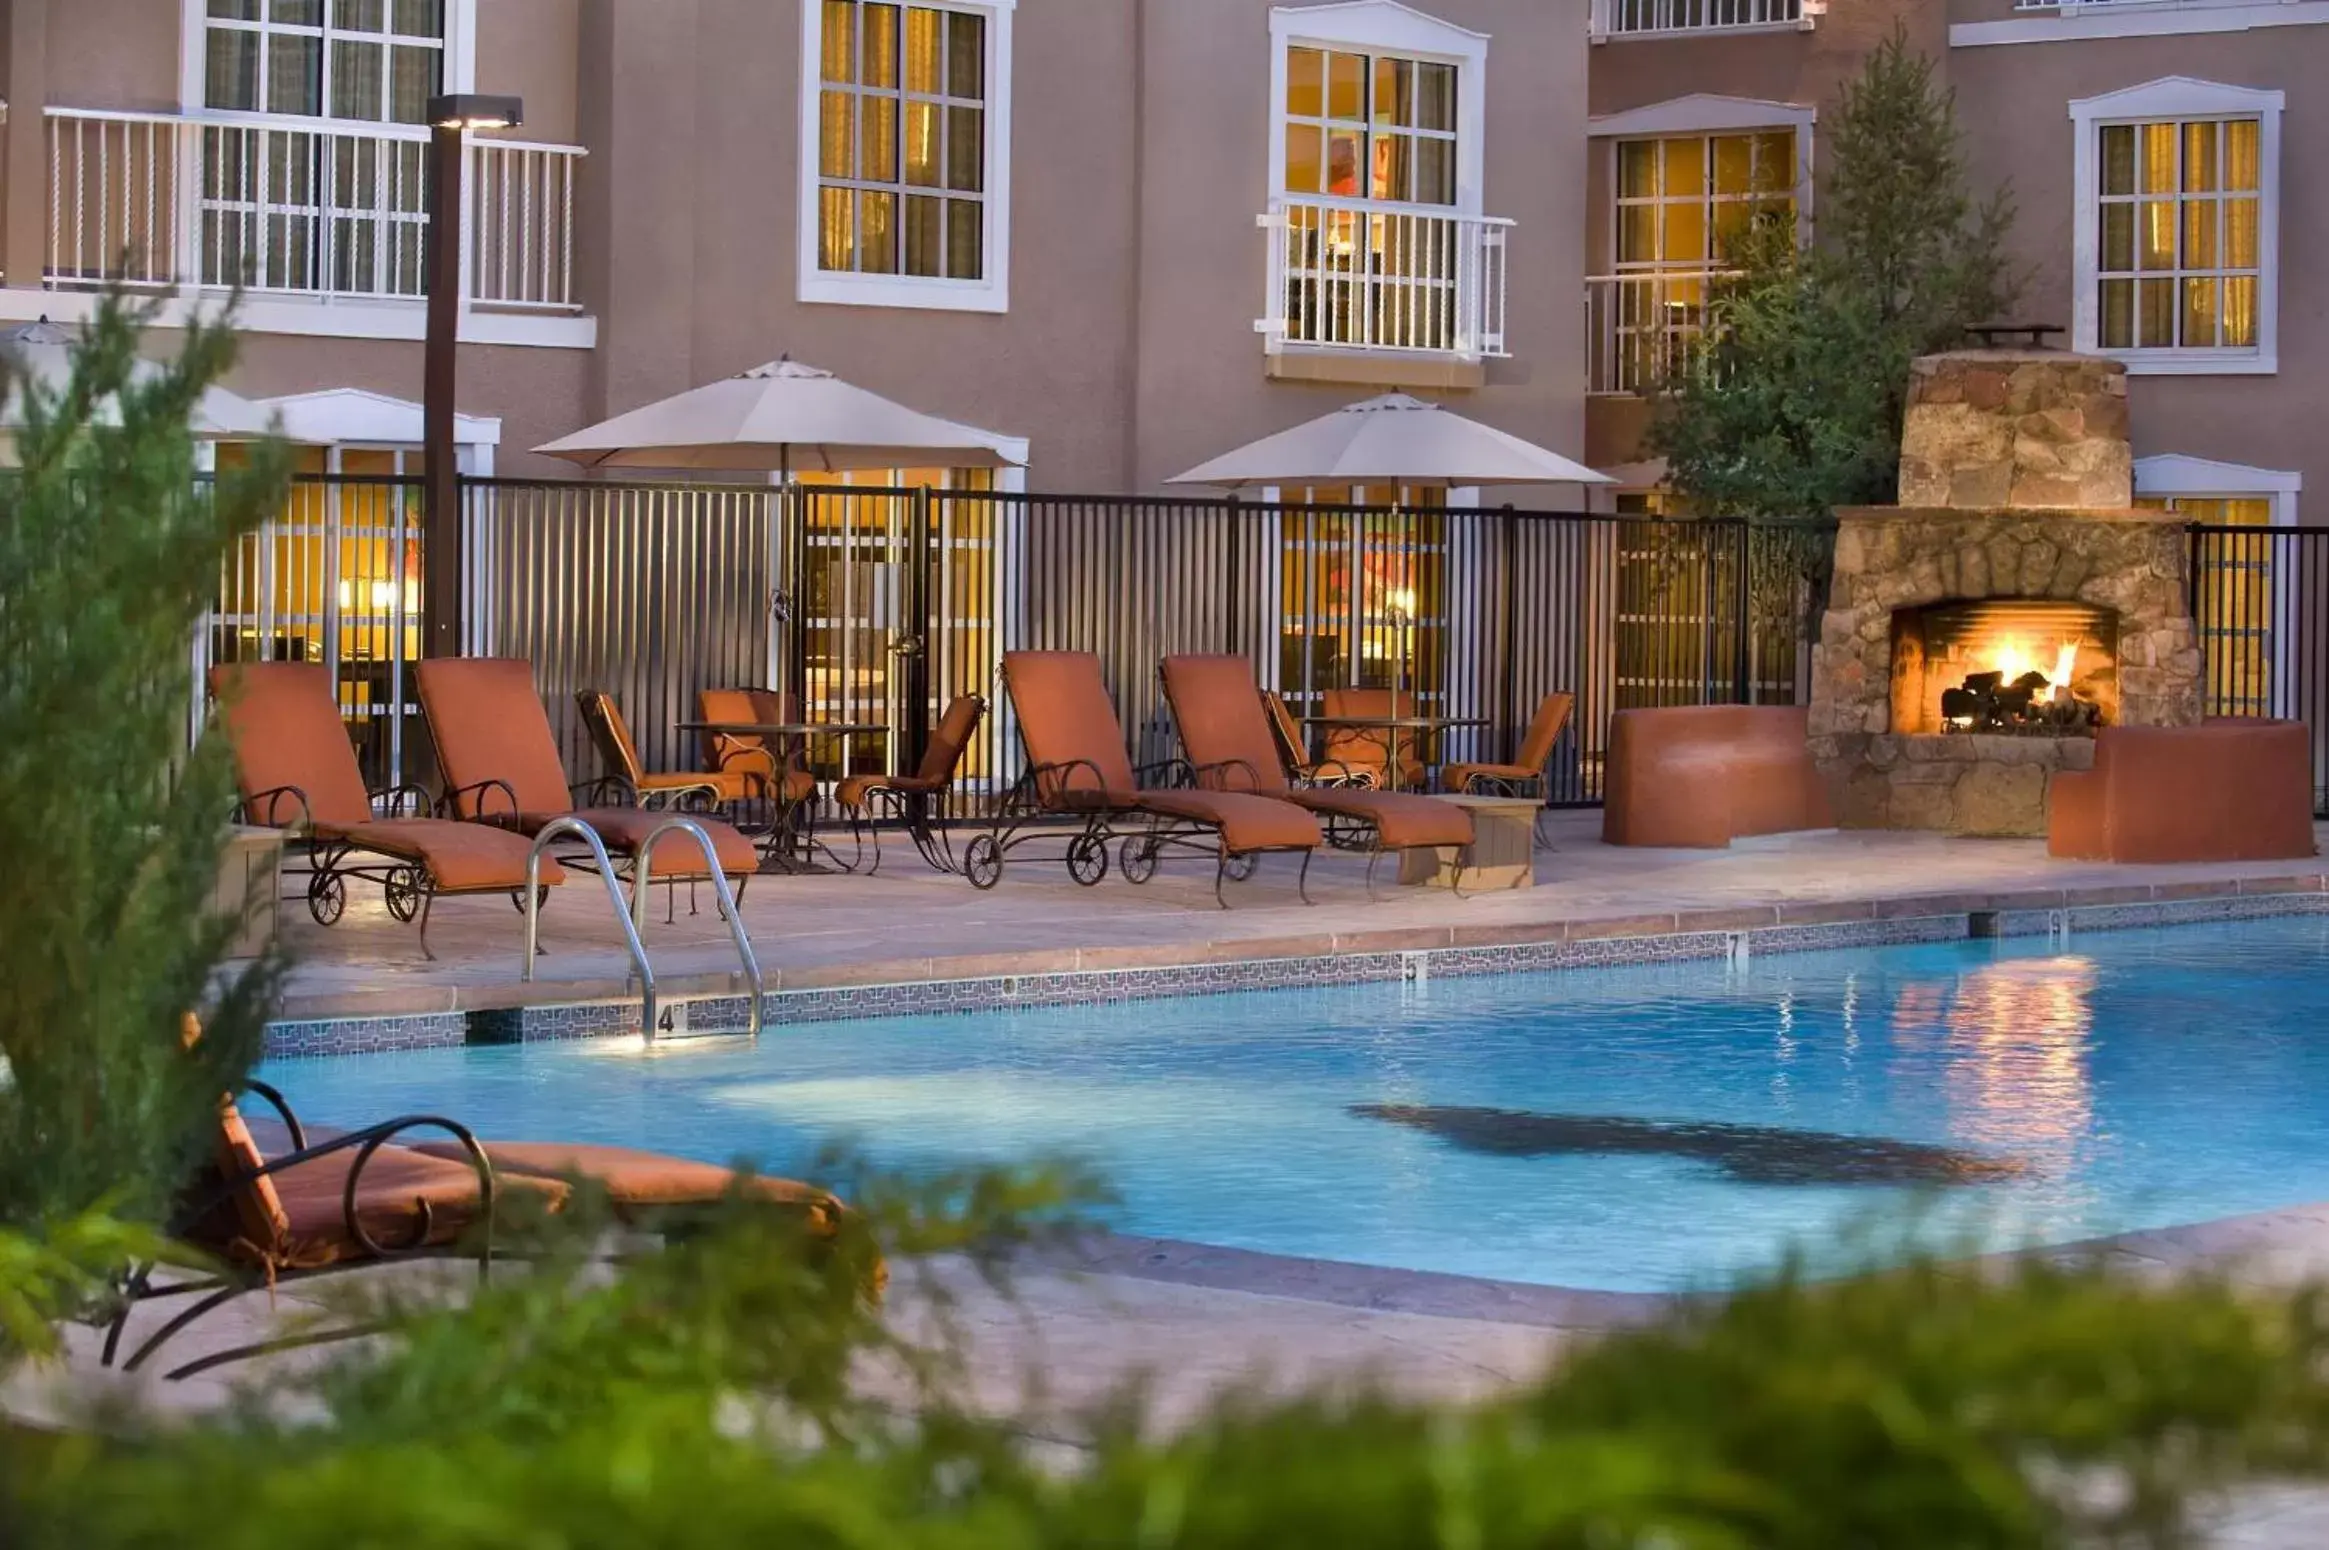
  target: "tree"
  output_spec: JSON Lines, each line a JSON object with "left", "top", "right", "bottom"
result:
{"left": 0, "top": 296, "right": 290, "bottom": 1262}
{"left": 1650, "top": 27, "right": 2018, "bottom": 522}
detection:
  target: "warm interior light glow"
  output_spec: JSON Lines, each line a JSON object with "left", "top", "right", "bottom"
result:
{"left": 1384, "top": 587, "right": 1417, "bottom": 619}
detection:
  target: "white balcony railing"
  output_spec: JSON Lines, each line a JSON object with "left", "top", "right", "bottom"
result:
{"left": 45, "top": 107, "right": 584, "bottom": 311}
{"left": 1590, "top": 0, "right": 1808, "bottom": 38}
{"left": 1258, "top": 196, "right": 1511, "bottom": 361}
{"left": 1585, "top": 269, "right": 1737, "bottom": 395}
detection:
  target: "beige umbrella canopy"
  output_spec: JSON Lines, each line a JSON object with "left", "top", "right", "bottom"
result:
{"left": 0, "top": 319, "right": 275, "bottom": 441}
{"left": 1167, "top": 392, "right": 1612, "bottom": 491}
{"left": 533, "top": 357, "right": 1024, "bottom": 475}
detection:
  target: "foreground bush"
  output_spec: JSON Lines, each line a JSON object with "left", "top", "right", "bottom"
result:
{"left": 10, "top": 1191, "right": 2329, "bottom": 1549}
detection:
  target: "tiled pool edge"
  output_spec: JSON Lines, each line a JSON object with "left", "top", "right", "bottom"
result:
{"left": 260, "top": 883, "right": 2329, "bottom": 1058}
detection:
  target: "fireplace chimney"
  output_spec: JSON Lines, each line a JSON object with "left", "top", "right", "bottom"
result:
{"left": 1895, "top": 331, "right": 2132, "bottom": 510}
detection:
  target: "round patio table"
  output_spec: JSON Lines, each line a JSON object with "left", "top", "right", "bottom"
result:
{"left": 673, "top": 719, "right": 890, "bottom": 872}
{"left": 1297, "top": 713, "right": 1490, "bottom": 793}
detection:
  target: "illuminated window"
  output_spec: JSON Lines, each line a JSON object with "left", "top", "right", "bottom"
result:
{"left": 1280, "top": 46, "right": 1459, "bottom": 206}
{"left": 801, "top": 0, "right": 1013, "bottom": 312}
{"left": 2137, "top": 492, "right": 2281, "bottom": 716}
{"left": 1277, "top": 488, "right": 1447, "bottom": 705}
{"left": 2072, "top": 80, "right": 2281, "bottom": 374}
{"left": 1613, "top": 130, "right": 1797, "bottom": 270}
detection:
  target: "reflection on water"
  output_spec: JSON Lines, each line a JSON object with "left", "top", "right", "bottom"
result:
{"left": 1894, "top": 956, "right": 2098, "bottom": 1165}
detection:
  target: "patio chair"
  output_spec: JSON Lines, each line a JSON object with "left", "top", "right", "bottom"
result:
{"left": 576, "top": 690, "right": 724, "bottom": 810}
{"left": 834, "top": 693, "right": 986, "bottom": 874}
{"left": 1161, "top": 655, "right": 1474, "bottom": 898}
{"left": 697, "top": 687, "right": 818, "bottom": 819}
{"left": 103, "top": 1017, "right": 867, "bottom": 1381}
{"left": 969, "top": 651, "right": 1323, "bottom": 907}
{"left": 210, "top": 661, "right": 568, "bottom": 958}
{"left": 1445, "top": 691, "right": 1575, "bottom": 805}
{"left": 1264, "top": 690, "right": 1365, "bottom": 787}
{"left": 1319, "top": 687, "right": 1429, "bottom": 790}
{"left": 416, "top": 658, "right": 760, "bottom": 911}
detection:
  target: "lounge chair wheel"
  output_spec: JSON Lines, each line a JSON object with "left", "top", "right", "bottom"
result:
{"left": 306, "top": 872, "right": 347, "bottom": 926}
{"left": 382, "top": 867, "right": 425, "bottom": 923}
{"left": 1066, "top": 833, "right": 1110, "bottom": 887}
{"left": 964, "top": 834, "right": 1004, "bottom": 891}
{"left": 1118, "top": 835, "right": 1158, "bottom": 885}
{"left": 1222, "top": 851, "right": 1258, "bottom": 883}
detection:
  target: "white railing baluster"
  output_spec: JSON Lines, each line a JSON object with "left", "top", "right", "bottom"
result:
{"left": 38, "top": 107, "right": 585, "bottom": 311}
{"left": 1256, "top": 194, "right": 1511, "bottom": 361}
{"left": 1592, "top": 0, "right": 1801, "bottom": 35}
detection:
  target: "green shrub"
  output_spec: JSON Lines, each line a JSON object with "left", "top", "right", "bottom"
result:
{"left": 0, "top": 296, "right": 289, "bottom": 1352}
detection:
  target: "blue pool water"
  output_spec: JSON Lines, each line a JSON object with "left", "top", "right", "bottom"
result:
{"left": 259, "top": 915, "right": 2329, "bottom": 1292}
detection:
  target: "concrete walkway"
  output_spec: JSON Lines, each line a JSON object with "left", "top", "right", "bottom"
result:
{"left": 268, "top": 813, "right": 2329, "bottom": 1021}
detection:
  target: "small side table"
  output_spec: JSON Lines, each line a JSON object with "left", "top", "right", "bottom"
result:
{"left": 1398, "top": 795, "right": 1538, "bottom": 892}
{"left": 219, "top": 825, "right": 285, "bottom": 958}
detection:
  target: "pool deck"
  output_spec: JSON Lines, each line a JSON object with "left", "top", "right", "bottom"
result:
{"left": 265, "top": 812, "right": 2329, "bottom": 1031}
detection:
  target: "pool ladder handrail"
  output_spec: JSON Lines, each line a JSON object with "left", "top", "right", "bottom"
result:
{"left": 520, "top": 815, "right": 765, "bottom": 1044}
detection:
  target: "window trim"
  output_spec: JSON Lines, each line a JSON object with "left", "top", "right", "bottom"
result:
{"left": 2070, "top": 77, "right": 2283, "bottom": 376}
{"left": 795, "top": 0, "right": 1016, "bottom": 315}
{"left": 2134, "top": 453, "right": 2300, "bottom": 528}
{"left": 1266, "top": 3, "right": 1489, "bottom": 218}
{"left": 179, "top": 0, "right": 477, "bottom": 117}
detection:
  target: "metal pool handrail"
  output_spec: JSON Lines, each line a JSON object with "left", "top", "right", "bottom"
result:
{"left": 631, "top": 816, "right": 765, "bottom": 1043}
{"left": 521, "top": 817, "right": 660, "bottom": 1039}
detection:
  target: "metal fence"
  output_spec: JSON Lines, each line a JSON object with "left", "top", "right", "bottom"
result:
{"left": 453, "top": 480, "right": 1815, "bottom": 814}
{"left": 2189, "top": 524, "right": 2329, "bottom": 813}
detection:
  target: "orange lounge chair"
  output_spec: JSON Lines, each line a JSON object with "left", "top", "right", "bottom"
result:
{"left": 835, "top": 692, "right": 986, "bottom": 874}
{"left": 968, "top": 651, "right": 1323, "bottom": 906}
{"left": 1264, "top": 690, "right": 1366, "bottom": 786}
{"left": 105, "top": 1027, "right": 863, "bottom": 1381}
{"left": 1161, "top": 655, "right": 1474, "bottom": 896}
{"left": 415, "top": 658, "right": 760, "bottom": 904}
{"left": 210, "top": 661, "right": 567, "bottom": 956}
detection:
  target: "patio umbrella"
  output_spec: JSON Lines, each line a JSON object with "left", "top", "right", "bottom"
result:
{"left": 0, "top": 319, "right": 275, "bottom": 441}
{"left": 1165, "top": 392, "right": 1612, "bottom": 492}
{"left": 531, "top": 357, "right": 1024, "bottom": 475}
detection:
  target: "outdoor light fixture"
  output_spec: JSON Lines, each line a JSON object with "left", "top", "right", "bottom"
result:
{"left": 421, "top": 91, "right": 523, "bottom": 661}
{"left": 424, "top": 93, "right": 524, "bottom": 131}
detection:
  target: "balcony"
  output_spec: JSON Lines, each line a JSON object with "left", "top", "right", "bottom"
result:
{"left": 1257, "top": 195, "right": 1511, "bottom": 386}
{"left": 40, "top": 107, "right": 589, "bottom": 345}
{"left": 1589, "top": 0, "right": 1812, "bottom": 40}
{"left": 1585, "top": 269, "right": 1734, "bottom": 396}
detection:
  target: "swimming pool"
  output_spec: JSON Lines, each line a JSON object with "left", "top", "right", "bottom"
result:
{"left": 259, "top": 914, "right": 2329, "bottom": 1293}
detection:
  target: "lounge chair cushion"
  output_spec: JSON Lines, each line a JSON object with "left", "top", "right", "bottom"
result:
{"left": 1158, "top": 655, "right": 1296, "bottom": 795}
{"left": 415, "top": 658, "right": 578, "bottom": 818}
{"left": 835, "top": 772, "right": 944, "bottom": 810}
{"left": 1135, "top": 789, "right": 1322, "bottom": 853}
{"left": 409, "top": 1141, "right": 844, "bottom": 1231}
{"left": 523, "top": 806, "right": 761, "bottom": 878}
{"left": 321, "top": 817, "right": 568, "bottom": 892}
{"left": 210, "top": 661, "right": 382, "bottom": 829}
{"left": 211, "top": 1103, "right": 294, "bottom": 1253}
{"left": 1002, "top": 652, "right": 1142, "bottom": 800}
{"left": 1288, "top": 789, "right": 1474, "bottom": 849}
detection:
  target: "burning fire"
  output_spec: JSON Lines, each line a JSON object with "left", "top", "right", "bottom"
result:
{"left": 1989, "top": 638, "right": 2080, "bottom": 691}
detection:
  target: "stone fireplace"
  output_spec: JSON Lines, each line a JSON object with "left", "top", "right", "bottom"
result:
{"left": 1808, "top": 347, "right": 2202, "bottom": 836}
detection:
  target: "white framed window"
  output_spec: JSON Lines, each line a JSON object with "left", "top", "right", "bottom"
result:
{"left": 1612, "top": 130, "right": 1800, "bottom": 270}
{"left": 1267, "top": 4, "right": 1487, "bottom": 215}
{"left": 2071, "top": 78, "right": 2282, "bottom": 375}
{"left": 196, "top": 0, "right": 453, "bottom": 124}
{"left": 2135, "top": 454, "right": 2300, "bottom": 718}
{"left": 797, "top": 0, "right": 1015, "bottom": 314}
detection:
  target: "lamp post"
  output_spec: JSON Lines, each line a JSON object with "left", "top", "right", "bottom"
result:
{"left": 421, "top": 92, "right": 523, "bottom": 660}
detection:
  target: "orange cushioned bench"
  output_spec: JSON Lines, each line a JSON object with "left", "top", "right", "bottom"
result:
{"left": 1602, "top": 705, "right": 1835, "bottom": 849}
{"left": 2048, "top": 719, "right": 2318, "bottom": 864}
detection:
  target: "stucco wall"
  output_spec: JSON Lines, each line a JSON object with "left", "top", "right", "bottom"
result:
{"left": 47, "top": 0, "right": 178, "bottom": 110}
{"left": 1953, "top": 26, "right": 2329, "bottom": 505}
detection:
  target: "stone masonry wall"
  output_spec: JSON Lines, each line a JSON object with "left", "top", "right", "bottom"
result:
{"left": 1897, "top": 351, "right": 2132, "bottom": 511}
{"left": 1809, "top": 507, "right": 2202, "bottom": 836}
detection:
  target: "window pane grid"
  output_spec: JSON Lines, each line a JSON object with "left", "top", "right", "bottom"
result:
{"left": 1613, "top": 131, "right": 1796, "bottom": 269}
{"left": 1280, "top": 45, "right": 1458, "bottom": 208}
{"left": 206, "top": 2, "right": 442, "bottom": 124}
{"left": 2095, "top": 116, "right": 2260, "bottom": 353}
{"left": 817, "top": 0, "right": 989, "bottom": 281}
